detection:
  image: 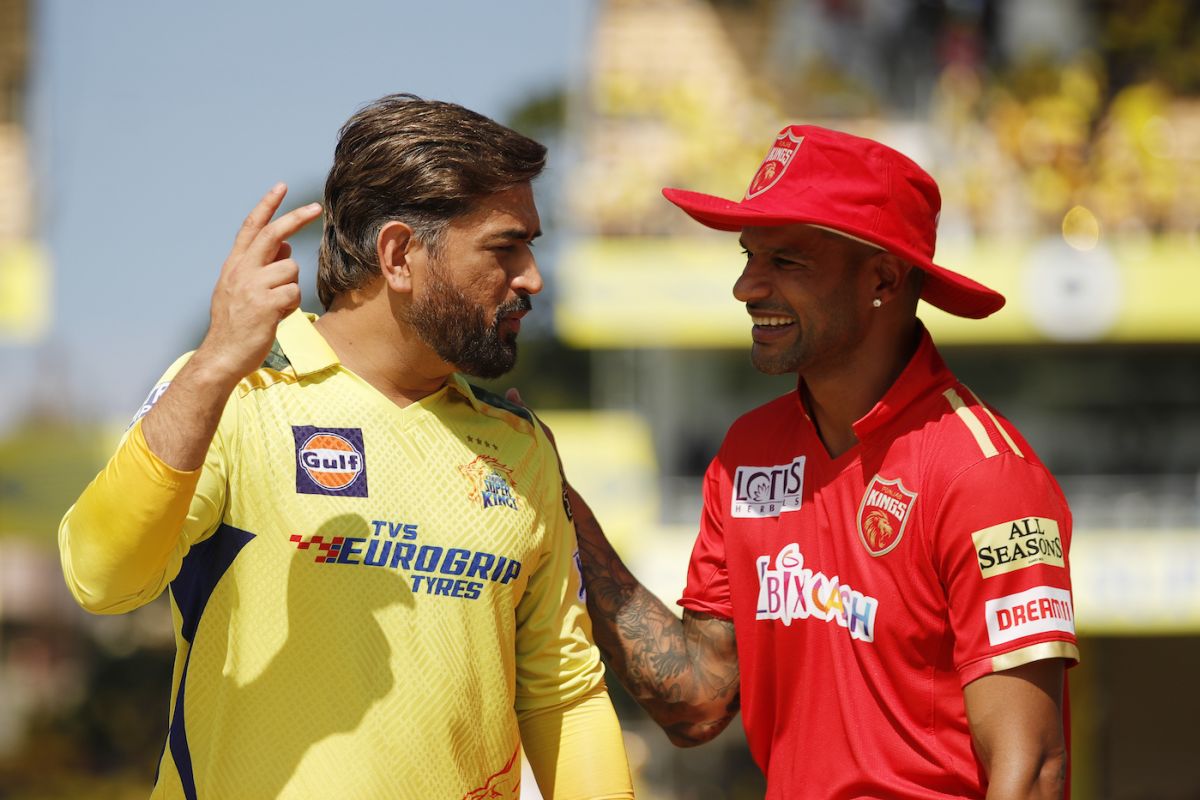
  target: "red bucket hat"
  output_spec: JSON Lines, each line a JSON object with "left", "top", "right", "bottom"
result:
{"left": 662, "top": 125, "right": 1005, "bottom": 319}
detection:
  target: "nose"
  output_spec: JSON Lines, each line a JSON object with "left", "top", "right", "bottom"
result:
{"left": 512, "top": 248, "right": 544, "bottom": 296}
{"left": 732, "top": 256, "right": 770, "bottom": 303}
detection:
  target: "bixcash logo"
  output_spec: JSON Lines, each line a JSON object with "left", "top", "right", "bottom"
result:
{"left": 755, "top": 542, "right": 878, "bottom": 642}
{"left": 972, "top": 517, "right": 1064, "bottom": 579}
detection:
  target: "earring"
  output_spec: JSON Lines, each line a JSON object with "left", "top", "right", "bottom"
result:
{"left": 872, "top": 298, "right": 882, "bottom": 308}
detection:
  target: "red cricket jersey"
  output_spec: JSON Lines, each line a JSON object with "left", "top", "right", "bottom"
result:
{"left": 681, "top": 329, "right": 1078, "bottom": 799}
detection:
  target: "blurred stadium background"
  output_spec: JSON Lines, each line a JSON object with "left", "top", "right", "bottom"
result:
{"left": 1, "top": 0, "right": 1198, "bottom": 798}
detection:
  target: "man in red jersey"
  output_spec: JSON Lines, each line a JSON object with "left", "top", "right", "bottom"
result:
{"left": 565, "top": 126, "right": 1078, "bottom": 798}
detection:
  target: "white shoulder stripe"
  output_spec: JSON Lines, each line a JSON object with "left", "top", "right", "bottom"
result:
{"left": 943, "top": 387, "right": 999, "bottom": 458}
{"left": 961, "top": 385, "right": 1025, "bottom": 458}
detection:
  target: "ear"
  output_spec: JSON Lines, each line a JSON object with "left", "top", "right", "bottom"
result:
{"left": 377, "top": 221, "right": 421, "bottom": 294}
{"left": 868, "top": 253, "right": 916, "bottom": 305}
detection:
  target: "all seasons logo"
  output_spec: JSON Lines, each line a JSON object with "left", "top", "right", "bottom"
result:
{"left": 972, "top": 516, "right": 1064, "bottom": 579}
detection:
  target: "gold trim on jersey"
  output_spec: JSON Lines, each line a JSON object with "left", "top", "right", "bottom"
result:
{"left": 943, "top": 387, "right": 999, "bottom": 458}
{"left": 991, "top": 641, "right": 1080, "bottom": 673}
{"left": 238, "top": 368, "right": 295, "bottom": 395}
{"left": 961, "top": 385, "right": 1025, "bottom": 458}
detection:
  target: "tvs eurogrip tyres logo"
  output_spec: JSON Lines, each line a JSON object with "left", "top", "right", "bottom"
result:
{"left": 856, "top": 475, "right": 917, "bottom": 557}
{"left": 293, "top": 425, "right": 369, "bottom": 497}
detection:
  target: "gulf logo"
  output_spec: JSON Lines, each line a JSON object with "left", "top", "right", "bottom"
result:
{"left": 292, "top": 426, "right": 369, "bottom": 497}
{"left": 299, "top": 433, "right": 363, "bottom": 490}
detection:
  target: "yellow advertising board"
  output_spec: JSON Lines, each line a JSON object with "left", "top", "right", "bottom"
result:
{"left": 555, "top": 235, "right": 1200, "bottom": 347}
{"left": 0, "top": 240, "right": 50, "bottom": 342}
{"left": 536, "top": 409, "right": 659, "bottom": 554}
{"left": 1071, "top": 528, "right": 1200, "bottom": 634}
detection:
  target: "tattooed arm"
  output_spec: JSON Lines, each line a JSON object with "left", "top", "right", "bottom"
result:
{"left": 568, "top": 486, "right": 741, "bottom": 747}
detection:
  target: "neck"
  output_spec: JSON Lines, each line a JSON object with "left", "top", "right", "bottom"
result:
{"left": 313, "top": 285, "right": 452, "bottom": 407}
{"left": 802, "top": 319, "right": 920, "bottom": 459}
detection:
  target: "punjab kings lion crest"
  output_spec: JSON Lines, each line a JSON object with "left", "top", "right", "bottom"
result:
{"left": 856, "top": 475, "right": 917, "bottom": 557}
{"left": 745, "top": 130, "right": 804, "bottom": 199}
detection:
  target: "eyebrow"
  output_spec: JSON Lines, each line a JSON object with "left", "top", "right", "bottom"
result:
{"left": 488, "top": 227, "right": 543, "bottom": 243}
{"left": 738, "top": 238, "right": 811, "bottom": 259}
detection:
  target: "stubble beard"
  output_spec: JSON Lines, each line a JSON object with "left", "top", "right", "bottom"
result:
{"left": 750, "top": 336, "right": 809, "bottom": 376}
{"left": 750, "top": 295, "right": 865, "bottom": 377}
{"left": 403, "top": 261, "right": 531, "bottom": 380}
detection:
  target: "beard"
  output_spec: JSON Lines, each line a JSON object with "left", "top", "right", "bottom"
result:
{"left": 748, "top": 286, "right": 866, "bottom": 377}
{"left": 403, "top": 261, "right": 532, "bottom": 379}
{"left": 750, "top": 342, "right": 803, "bottom": 375}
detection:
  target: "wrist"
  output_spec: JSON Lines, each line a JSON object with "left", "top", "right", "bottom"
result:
{"left": 183, "top": 345, "right": 247, "bottom": 396}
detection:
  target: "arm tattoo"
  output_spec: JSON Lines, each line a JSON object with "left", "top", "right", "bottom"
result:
{"left": 571, "top": 489, "right": 740, "bottom": 744}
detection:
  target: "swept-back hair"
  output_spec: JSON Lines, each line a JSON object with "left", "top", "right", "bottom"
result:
{"left": 316, "top": 93, "right": 547, "bottom": 309}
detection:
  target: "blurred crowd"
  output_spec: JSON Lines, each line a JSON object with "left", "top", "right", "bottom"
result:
{"left": 571, "top": 0, "right": 1200, "bottom": 247}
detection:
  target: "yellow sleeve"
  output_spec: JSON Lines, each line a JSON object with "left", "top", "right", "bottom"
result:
{"left": 513, "top": 422, "right": 606, "bottom": 710}
{"left": 514, "top": 422, "right": 632, "bottom": 797}
{"left": 519, "top": 685, "right": 634, "bottom": 800}
{"left": 58, "top": 355, "right": 233, "bottom": 614}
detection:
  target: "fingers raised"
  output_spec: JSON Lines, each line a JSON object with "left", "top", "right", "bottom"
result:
{"left": 245, "top": 202, "right": 322, "bottom": 266}
{"left": 232, "top": 183, "right": 288, "bottom": 258}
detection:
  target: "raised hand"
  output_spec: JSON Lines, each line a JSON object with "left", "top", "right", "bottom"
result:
{"left": 140, "top": 185, "right": 321, "bottom": 470}
{"left": 195, "top": 184, "right": 323, "bottom": 383}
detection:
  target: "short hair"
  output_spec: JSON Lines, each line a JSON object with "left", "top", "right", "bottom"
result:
{"left": 316, "top": 93, "right": 547, "bottom": 309}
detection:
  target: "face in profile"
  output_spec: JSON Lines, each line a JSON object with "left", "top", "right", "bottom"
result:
{"left": 403, "top": 184, "right": 543, "bottom": 379}
{"left": 403, "top": 185, "right": 544, "bottom": 381}
{"left": 734, "top": 224, "right": 875, "bottom": 376}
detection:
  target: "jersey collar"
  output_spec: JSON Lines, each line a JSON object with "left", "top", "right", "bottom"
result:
{"left": 446, "top": 372, "right": 484, "bottom": 408}
{"left": 276, "top": 312, "right": 497, "bottom": 412}
{"left": 850, "top": 322, "right": 955, "bottom": 441}
{"left": 275, "top": 311, "right": 341, "bottom": 377}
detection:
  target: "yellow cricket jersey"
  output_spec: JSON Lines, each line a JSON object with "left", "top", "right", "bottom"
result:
{"left": 60, "top": 312, "right": 632, "bottom": 800}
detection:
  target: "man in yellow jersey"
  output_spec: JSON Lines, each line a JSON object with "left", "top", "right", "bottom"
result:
{"left": 59, "top": 94, "right": 633, "bottom": 800}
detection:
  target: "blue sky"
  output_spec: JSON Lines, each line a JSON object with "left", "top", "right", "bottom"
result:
{"left": 5, "top": 0, "right": 590, "bottom": 430}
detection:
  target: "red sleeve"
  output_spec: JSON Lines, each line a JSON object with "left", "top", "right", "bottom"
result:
{"left": 678, "top": 456, "right": 734, "bottom": 619}
{"left": 930, "top": 452, "right": 1080, "bottom": 686}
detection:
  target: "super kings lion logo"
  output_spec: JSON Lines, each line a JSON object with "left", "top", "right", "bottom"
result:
{"left": 856, "top": 475, "right": 917, "bottom": 557}
{"left": 462, "top": 746, "right": 520, "bottom": 800}
{"left": 458, "top": 455, "right": 519, "bottom": 511}
{"left": 745, "top": 130, "right": 804, "bottom": 199}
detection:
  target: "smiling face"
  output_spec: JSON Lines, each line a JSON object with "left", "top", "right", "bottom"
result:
{"left": 733, "top": 224, "right": 881, "bottom": 376}
{"left": 402, "top": 183, "right": 543, "bottom": 378}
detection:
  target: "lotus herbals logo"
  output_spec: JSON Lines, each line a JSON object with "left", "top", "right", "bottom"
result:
{"left": 458, "top": 455, "right": 519, "bottom": 511}
{"left": 731, "top": 456, "right": 805, "bottom": 519}
{"left": 292, "top": 426, "right": 368, "bottom": 497}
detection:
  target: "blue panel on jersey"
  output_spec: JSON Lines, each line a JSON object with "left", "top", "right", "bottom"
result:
{"left": 171, "top": 523, "right": 256, "bottom": 643}
{"left": 167, "top": 523, "right": 256, "bottom": 800}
